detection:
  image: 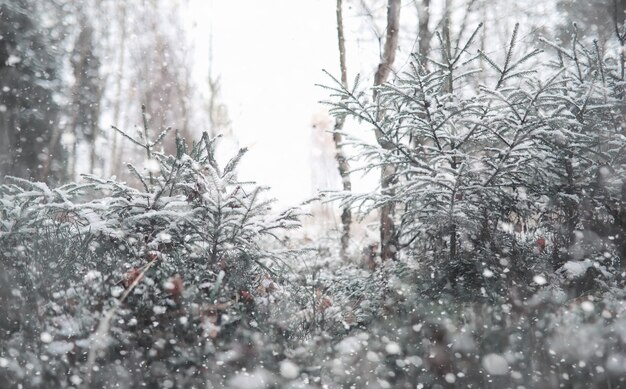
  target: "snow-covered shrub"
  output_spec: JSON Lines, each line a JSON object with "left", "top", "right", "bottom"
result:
{"left": 325, "top": 24, "right": 626, "bottom": 294}
{"left": 304, "top": 23, "right": 626, "bottom": 389}
{"left": 0, "top": 127, "right": 304, "bottom": 387}
{"left": 536, "top": 33, "right": 626, "bottom": 270}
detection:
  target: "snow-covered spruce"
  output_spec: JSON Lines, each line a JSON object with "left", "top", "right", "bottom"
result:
{"left": 0, "top": 130, "right": 305, "bottom": 388}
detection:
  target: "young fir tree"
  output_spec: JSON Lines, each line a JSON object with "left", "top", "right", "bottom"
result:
{"left": 0, "top": 110, "right": 304, "bottom": 387}
{"left": 325, "top": 23, "right": 625, "bottom": 294}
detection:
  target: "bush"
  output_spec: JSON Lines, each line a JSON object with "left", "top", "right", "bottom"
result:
{"left": 0, "top": 129, "right": 303, "bottom": 388}
{"left": 324, "top": 24, "right": 626, "bottom": 293}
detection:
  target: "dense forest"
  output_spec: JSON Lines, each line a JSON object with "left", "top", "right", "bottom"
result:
{"left": 1, "top": 0, "right": 626, "bottom": 388}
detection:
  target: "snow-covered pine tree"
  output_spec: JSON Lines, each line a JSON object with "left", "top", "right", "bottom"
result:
{"left": 535, "top": 30, "right": 626, "bottom": 271}
{"left": 324, "top": 23, "right": 626, "bottom": 295}
{"left": 0, "top": 111, "right": 304, "bottom": 387}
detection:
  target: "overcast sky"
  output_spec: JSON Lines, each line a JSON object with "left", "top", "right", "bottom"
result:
{"left": 181, "top": 0, "right": 557, "bottom": 208}
{"left": 186, "top": 0, "right": 346, "bottom": 206}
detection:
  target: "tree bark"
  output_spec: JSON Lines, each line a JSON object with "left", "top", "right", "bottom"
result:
{"left": 417, "top": 0, "right": 432, "bottom": 57}
{"left": 374, "top": 0, "right": 401, "bottom": 261}
{"left": 333, "top": 0, "right": 353, "bottom": 261}
{"left": 110, "top": 2, "right": 127, "bottom": 177}
{"left": 441, "top": 1, "right": 458, "bottom": 262}
{"left": 373, "top": 0, "right": 401, "bottom": 90}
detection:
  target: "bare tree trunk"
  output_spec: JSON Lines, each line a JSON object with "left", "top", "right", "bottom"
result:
{"left": 417, "top": 0, "right": 432, "bottom": 56}
{"left": 441, "top": 0, "right": 458, "bottom": 263}
{"left": 373, "top": 0, "right": 401, "bottom": 89}
{"left": 174, "top": 71, "right": 191, "bottom": 141}
{"left": 110, "top": 2, "right": 127, "bottom": 177}
{"left": 453, "top": 0, "right": 477, "bottom": 51}
{"left": 333, "top": 0, "right": 353, "bottom": 261}
{"left": 41, "top": 116, "right": 65, "bottom": 182}
{"left": 374, "top": 0, "right": 401, "bottom": 261}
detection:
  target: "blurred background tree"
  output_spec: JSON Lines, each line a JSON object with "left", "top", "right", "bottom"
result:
{"left": 0, "top": 0, "right": 63, "bottom": 182}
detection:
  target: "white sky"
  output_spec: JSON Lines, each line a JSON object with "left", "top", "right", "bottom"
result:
{"left": 182, "top": 0, "right": 550, "bottom": 207}
{"left": 187, "top": 0, "right": 343, "bottom": 206}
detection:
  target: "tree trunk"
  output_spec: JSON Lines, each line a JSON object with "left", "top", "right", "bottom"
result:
{"left": 442, "top": 1, "right": 458, "bottom": 262}
{"left": 110, "top": 2, "right": 127, "bottom": 178}
{"left": 417, "top": 0, "right": 431, "bottom": 57}
{"left": 333, "top": 0, "right": 353, "bottom": 261}
{"left": 374, "top": 0, "right": 401, "bottom": 261}
{"left": 373, "top": 0, "right": 401, "bottom": 89}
